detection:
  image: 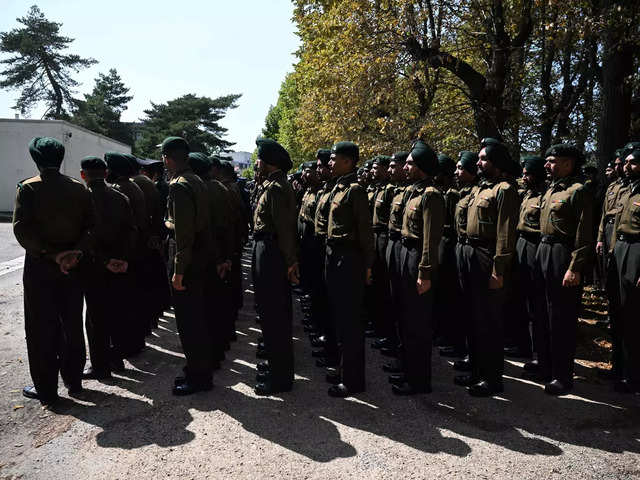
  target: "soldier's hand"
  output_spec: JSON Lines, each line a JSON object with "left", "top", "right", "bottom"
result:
{"left": 596, "top": 242, "right": 604, "bottom": 256}
{"left": 489, "top": 273, "right": 504, "bottom": 290}
{"left": 416, "top": 278, "right": 431, "bottom": 295}
{"left": 288, "top": 263, "right": 300, "bottom": 285}
{"left": 365, "top": 268, "right": 373, "bottom": 285}
{"left": 636, "top": 277, "right": 640, "bottom": 288}
{"left": 172, "top": 273, "right": 187, "bottom": 291}
{"left": 216, "top": 262, "right": 231, "bottom": 279}
{"left": 562, "top": 270, "right": 580, "bottom": 287}
{"left": 56, "top": 250, "right": 82, "bottom": 275}
{"left": 107, "top": 259, "right": 128, "bottom": 273}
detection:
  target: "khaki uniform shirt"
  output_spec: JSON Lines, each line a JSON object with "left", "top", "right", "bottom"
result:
{"left": 13, "top": 169, "right": 94, "bottom": 258}
{"left": 598, "top": 178, "right": 626, "bottom": 244}
{"left": 327, "top": 172, "right": 374, "bottom": 268}
{"left": 205, "top": 178, "right": 233, "bottom": 263}
{"left": 314, "top": 179, "right": 336, "bottom": 237}
{"left": 166, "top": 167, "right": 212, "bottom": 275}
{"left": 298, "top": 186, "right": 320, "bottom": 238}
{"left": 442, "top": 187, "right": 460, "bottom": 238}
{"left": 372, "top": 182, "right": 394, "bottom": 231}
{"left": 539, "top": 175, "right": 593, "bottom": 273}
{"left": 466, "top": 177, "right": 520, "bottom": 276}
{"left": 517, "top": 188, "right": 545, "bottom": 233}
{"left": 614, "top": 179, "right": 640, "bottom": 236}
{"left": 454, "top": 185, "right": 474, "bottom": 238}
{"left": 253, "top": 170, "right": 298, "bottom": 267}
{"left": 388, "top": 185, "right": 410, "bottom": 233}
{"left": 401, "top": 179, "right": 445, "bottom": 280}
{"left": 112, "top": 177, "right": 147, "bottom": 255}
{"left": 132, "top": 174, "right": 163, "bottom": 237}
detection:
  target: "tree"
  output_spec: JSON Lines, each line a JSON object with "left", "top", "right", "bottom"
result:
{"left": 71, "top": 69, "right": 133, "bottom": 144}
{"left": 135, "top": 93, "right": 241, "bottom": 157}
{"left": 0, "top": 5, "right": 97, "bottom": 118}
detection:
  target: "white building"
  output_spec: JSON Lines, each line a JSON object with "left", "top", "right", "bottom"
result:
{"left": 0, "top": 119, "right": 131, "bottom": 213}
{"left": 229, "top": 151, "right": 252, "bottom": 171}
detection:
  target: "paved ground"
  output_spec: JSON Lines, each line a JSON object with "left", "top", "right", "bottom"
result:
{"left": 0, "top": 221, "right": 639, "bottom": 479}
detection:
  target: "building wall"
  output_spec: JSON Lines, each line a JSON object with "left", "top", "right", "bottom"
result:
{"left": 0, "top": 119, "right": 131, "bottom": 212}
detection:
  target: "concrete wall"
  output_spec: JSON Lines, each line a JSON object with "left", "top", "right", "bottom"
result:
{"left": 0, "top": 119, "right": 131, "bottom": 213}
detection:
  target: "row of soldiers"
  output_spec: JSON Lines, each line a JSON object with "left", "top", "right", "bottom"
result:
{"left": 251, "top": 137, "right": 640, "bottom": 398}
{"left": 14, "top": 136, "right": 249, "bottom": 404}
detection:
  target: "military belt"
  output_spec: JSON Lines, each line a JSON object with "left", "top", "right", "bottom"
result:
{"left": 401, "top": 237, "right": 420, "bottom": 249}
{"left": 541, "top": 234, "right": 572, "bottom": 247}
{"left": 518, "top": 230, "right": 541, "bottom": 243}
{"left": 326, "top": 238, "right": 355, "bottom": 249}
{"left": 618, "top": 233, "right": 640, "bottom": 243}
{"left": 465, "top": 236, "right": 494, "bottom": 249}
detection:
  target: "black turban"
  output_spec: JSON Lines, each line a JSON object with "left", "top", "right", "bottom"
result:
{"left": 256, "top": 137, "right": 293, "bottom": 172}
{"left": 481, "top": 137, "right": 513, "bottom": 172}
{"left": 522, "top": 155, "right": 545, "bottom": 179}
{"left": 29, "top": 137, "right": 65, "bottom": 168}
{"left": 622, "top": 142, "right": 640, "bottom": 159}
{"left": 391, "top": 151, "right": 409, "bottom": 164}
{"left": 458, "top": 151, "right": 478, "bottom": 175}
{"left": 331, "top": 141, "right": 359, "bottom": 163}
{"left": 545, "top": 143, "right": 585, "bottom": 167}
{"left": 409, "top": 139, "right": 438, "bottom": 175}
{"left": 437, "top": 153, "right": 456, "bottom": 177}
{"left": 373, "top": 155, "right": 391, "bottom": 168}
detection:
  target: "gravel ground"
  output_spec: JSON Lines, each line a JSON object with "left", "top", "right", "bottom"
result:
{"left": 0, "top": 225, "right": 639, "bottom": 479}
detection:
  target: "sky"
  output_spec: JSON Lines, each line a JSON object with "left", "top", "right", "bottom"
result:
{"left": 0, "top": 0, "right": 300, "bottom": 153}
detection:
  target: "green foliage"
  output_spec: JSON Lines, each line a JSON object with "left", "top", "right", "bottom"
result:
{"left": 0, "top": 5, "right": 97, "bottom": 118}
{"left": 135, "top": 93, "right": 241, "bottom": 157}
{"left": 71, "top": 69, "right": 133, "bottom": 144}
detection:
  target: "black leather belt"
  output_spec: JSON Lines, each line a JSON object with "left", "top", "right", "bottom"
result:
{"left": 465, "top": 236, "right": 494, "bottom": 249}
{"left": 518, "top": 230, "right": 541, "bottom": 243}
{"left": 618, "top": 233, "right": 640, "bottom": 243}
{"left": 389, "top": 230, "right": 402, "bottom": 241}
{"left": 326, "top": 238, "right": 355, "bottom": 248}
{"left": 254, "top": 231, "right": 276, "bottom": 241}
{"left": 541, "top": 234, "right": 572, "bottom": 246}
{"left": 401, "top": 237, "right": 420, "bottom": 248}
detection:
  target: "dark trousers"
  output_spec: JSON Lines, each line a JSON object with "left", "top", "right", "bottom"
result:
{"left": 509, "top": 235, "right": 539, "bottom": 355}
{"left": 454, "top": 242, "right": 473, "bottom": 355}
{"left": 326, "top": 244, "right": 365, "bottom": 392}
{"left": 204, "top": 266, "right": 229, "bottom": 363}
{"left": 535, "top": 242, "right": 581, "bottom": 385}
{"left": 372, "top": 231, "right": 394, "bottom": 342}
{"left": 23, "top": 254, "right": 86, "bottom": 400}
{"left": 386, "top": 236, "right": 405, "bottom": 361}
{"left": 399, "top": 245, "right": 434, "bottom": 390}
{"left": 83, "top": 263, "right": 127, "bottom": 373}
{"left": 253, "top": 239, "right": 294, "bottom": 389}
{"left": 434, "top": 235, "right": 465, "bottom": 350}
{"left": 460, "top": 244, "right": 505, "bottom": 387}
{"left": 309, "top": 235, "right": 338, "bottom": 360}
{"left": 173, "top": 274, "right": 213, "bottom": 385}
{"left": 123, "top": 259, "right": 148, "bottom": 355}
{"left": 603, "top": 221, "right": 623, "bottom": 377}
{"left": 614, "top": 239, "right": 640, "bottom": 387}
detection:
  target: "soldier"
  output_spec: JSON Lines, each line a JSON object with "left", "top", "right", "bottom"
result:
{"left": 15, "top": 137, "right": 94, "bottom": 405}
{"left": 105, "top": 152, "right": 148, "bottom": 358}
{"left": 370, "top": 155, "right": 395, "bottom": 352}
{"left": 162, "top": 137, "right": 215, "bottom": 395}
{"left": 188, "top": 152, "right": 232, "bottom": 369}
{"left": 451, "top": 151, "right": 479, "bottom": 374}
{"left": 313, "top": 149, "right": 340, "bottom": 371}
{"left": 381, "top": 151, "right": 410, "bottom": 374}
{"left": 252, "top": 138, "right": 299, "bottom": 395}
{"left": 612, "top": 148, "right": 640, "bottom": 393}
{"left": 390, "top": 140, "right": 444, "bottom": 395}
{"left": 325, "top": 141, "right": 374, "bottom": 397}
{"left": 536, "top": 144, "right": 593, "bottom": 395}
{"left": 455, "top": 138, "right": 519, "bottom": 397}
{"left": 433, "top": 153, "right": 464, "bottom": 358}
{"left": 515, "top": 156, "right": 547, "bottom": 377}
{"left": 78, "top": 157, "right": 135, "bottom": 380}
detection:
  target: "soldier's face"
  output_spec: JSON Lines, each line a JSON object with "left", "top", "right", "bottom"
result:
{"left": 614, "top": 158, "right": 624, "bottom": 177}
{"left": 456, "top": 162, "right": 474, "bottom": 185}
{"left": 605, "top": 167, "right": 615, "bottom": 181}
{"left": 477, "top": 148, "right": 494, "bottom": 177}
{"left": 162, "top": 153, "right": 176, "bottom": 174}
{"left": 404, "top": 157, "right": 421, "bottom": 180}
{"left": 624, "top": 154, "right": 640, "bottom": 177}
{"left": 389, "top": 161, "right": 402, "bottom": 181}
{"left": 545, "top": 155, "right": 573, "bottom": 179}
{"left": 329, "top": 153, "right": 351, "bottom": 177}
{"left": 522, "top": 168, "right": 536, "bottom": 188}
{"left": 316, "top": 160, "right": 329, "bottom": 180}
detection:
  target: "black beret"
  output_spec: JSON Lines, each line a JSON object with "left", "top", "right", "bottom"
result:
{"left": 409, "top": 139, "right": 438, "bottom": 175}
{"left": 481, "top": 137, "right": 513, "bottom": 172}
{"left": 522, "top": 155, "right": 545, "bottom": 178}
{"left": 188, "top": 152, "right": 212, "bottom": 176}
{"left": 29, "top": 137, "right": 65, "bottom": 168}
{"left": 81, "top": 156, "right": 107, "bottom": 170}
{"left": 160, "top": 136, "right": 190, "bottom": 154}
{"left": 606, "top": 161, "right": 615, "bottom": 169}
{"left": 209, "top": 155, "right": 222, "bottom": 169}
{"left": 391, "top": 151, "right": 409, "bottom": 164}
{"left": 124, "top": 153, "right": 140, "bottom": 171}
{"left": 363, "top": 159, "right": 374, "bottom": 169}
{"left": 437, "top": 153, "right": 456, "bottom": 176}
{"left": 256, "top": 137, "right": 293, "bottom": 172}
{"left": 220, "top": 159, "right": 235, "bottom": 175}
{"left": 331, "top": 141, "right": 359, "bottom": 163}
{"left": 104, "top": 151, "right": 134, "bottom": 176}
{"left": 316, "top": 148, "right": 331, "bottom": 165}
{"left": 373, "top": 155, "right": 391, "bottom": 167}
{"left": 622, "top": 142, "right": 640, "bottom": 159}
{"left": 458, "top": 151, "right": 478, "bottom": 174}
{"left": 545, "top": 143, "right": 585, "bottom": 166}
{"left": 628, "top": 150, "right": 640, "bottom": 162}
{"left": 614, "top": 148, "right": 624, "bottom": 160}
{"left": 137, "top": 157, "right": 163, "bottom": 167}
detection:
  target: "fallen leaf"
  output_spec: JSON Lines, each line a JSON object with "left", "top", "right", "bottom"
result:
{"left": 13, "top": 405, "right": 24, "bottom": 410}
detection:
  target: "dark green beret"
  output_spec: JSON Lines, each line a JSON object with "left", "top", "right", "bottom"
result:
{"left": 363, "top": 159, "right": 374, "bottom": 169}
{"left": 614, "top": 148, "right": 624, "bottom": 160}
{"left": 104, "top": 151, "right": 133, "bottom": 175}
{"left": 29, "top": 137, "right": 65, "bottom": 168}
{"left": 123, "top": 153, "right": 140, "bottom": 172}
{"left": 220, "top": 159, "right": 235, "bottom": 176}
{"left": 160, "top": 136, "right": 190, "bottom": 154}
{"left": 545, "top": 143, "right": 585, "bottom": 166}
{"left": 522, "top": 155, "right": 545, "bottom": 178}
{"left": 481, "top": 137, "right": 513, "bottom": 172}
{"left": 437, "top": 153, "right": 456, "bottom": 176}
{"left": 209, "top": 155, "right": 222, "bottom": 169}
{"left": 373, "top": 155, "right": 391, "bottom": 167}
{"left": 409, "top": 139, "right": 438, "bottom": 175}
{"left": 391, "top": 151, "right": 409, "bottom": 164}
{"left": 303, "top": 161, "right": 316, "bottom": 169}
{"left": 622, "top": 142, "right": 640, "bottom": 159}
{"left": 188, "top": 152, "right": 212, "bottom": 176}
{"left": 316, "top": 148, "right": 331, "bottom": 165}
{"left": 256, "top": 137, "right": 293, "bottom": 172}
{"left": 331, "top": 141, "right": 359, "bottom": 163}
{"left": 458, "top": 151, "right": 478, "bottom": 174}
{"left": 137, "top": 157, "right": 163, "bottom": 167}
{"left": 628, "top": 150, "right": 640, "bottom": 162}
{"left": 80, "top": 156, "right": 107, "bottom": 170}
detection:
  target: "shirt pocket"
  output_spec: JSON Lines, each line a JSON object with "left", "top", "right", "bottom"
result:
{"left": 407, "top": 200, "right": 422, "bottom": 235}
{"left": 548, "top": 195, "right": 571, "bottom": 235}
{"left": 475, "top": 196, "right": 495, "bottom": 225}
{"left": 630, "top": 201, "right": 640, "bottom": 230}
